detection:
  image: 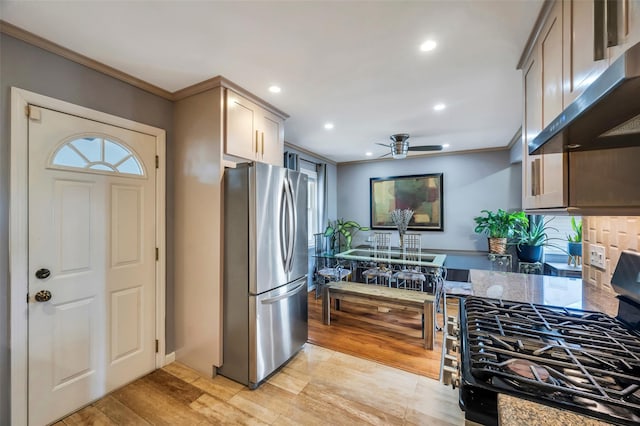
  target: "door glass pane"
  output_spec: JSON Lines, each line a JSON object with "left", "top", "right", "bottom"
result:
{"left": 104, "top": 140, "right": 129, "bottom": 164}
{"left": 53, "top": 145, "right": 86, "bottom": 168}
{"left": 51, "top": 136, "right": 145, "bottom": 177}
{"left": 71, "top": 137, "right": 101, "bottom": 162}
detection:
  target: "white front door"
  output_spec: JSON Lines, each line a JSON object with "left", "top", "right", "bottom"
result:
{"left": 27, "top": 106, "right": 157, "bottom": 425}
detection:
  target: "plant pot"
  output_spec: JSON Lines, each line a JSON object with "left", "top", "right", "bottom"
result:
{"left": 488, "top": 237, "right": 507, "bottom": 254}
{"left": 568, "top": 242, "right": 582, "bottom": 257}
{"left": 517, "top": 245, "right": 543, "bottom": 263}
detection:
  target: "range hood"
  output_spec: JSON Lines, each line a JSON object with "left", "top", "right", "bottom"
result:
{"left": 529, "top": 41, "right": 640, "bottom": 155}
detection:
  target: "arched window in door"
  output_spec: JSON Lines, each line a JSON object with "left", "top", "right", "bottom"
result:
{"left": 50, "top": 135, "right": 145, "bottom": 176}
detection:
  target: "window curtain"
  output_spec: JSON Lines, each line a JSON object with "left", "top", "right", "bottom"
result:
{"left": 283, "top": 151, "right": 299, "bottom": 171}
{"left": 316, "top": 163, "right": 328, "bottom": 234}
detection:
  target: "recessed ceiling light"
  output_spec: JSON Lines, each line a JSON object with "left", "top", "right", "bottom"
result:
{"left": 420, "top": 40, "right": 437, "bottom": 52}
{"left": 268, "top": 85, "right": 281, "bottom": 93}
{"left": 324, "top": 122, "right": 334, "bottom": 130}
{"left": 365, "top": 152, "right": 373, "bottom": 157}
{"left": 442, "top": 144, "right": 450, "bottom": 148}
{"left": 433, "top": 103, "right": 446, "bottom": 111}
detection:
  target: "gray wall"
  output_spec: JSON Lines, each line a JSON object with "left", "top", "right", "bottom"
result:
{"left": 337, "top": 150, "right": 522, "bottom": 251}
{"left": 283, "top": 144, "right": 338, "bottom": 290}
{"left": 0, "top": 34, "right": 174, "bottom": 422}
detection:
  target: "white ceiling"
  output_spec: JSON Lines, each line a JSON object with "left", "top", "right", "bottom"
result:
{"left": 1, "top": 0, "right": 543, "bottom": 163}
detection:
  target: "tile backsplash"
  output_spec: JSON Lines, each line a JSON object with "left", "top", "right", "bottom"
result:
{"left": 582, "top": 216, "right": 640, "bottom": 292}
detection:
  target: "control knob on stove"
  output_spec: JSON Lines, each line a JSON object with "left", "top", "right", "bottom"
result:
{"left": 447, "top": 316, "right": 459, "bottom": 336}
{"left": 445, "top": 335, "right": 459, "bottom": 352}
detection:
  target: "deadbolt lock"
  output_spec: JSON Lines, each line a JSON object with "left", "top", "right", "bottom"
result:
{"left": 35, "top": 268, "right": 51, "bottom": 279}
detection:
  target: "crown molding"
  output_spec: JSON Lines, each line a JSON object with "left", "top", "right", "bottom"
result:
{"left": 284, "top": 141, "right": 336, "bottom": 165}
{"left": 0, "top": 20, "right": 174, "bottom": 100}
{"left": 174, "top": 75, "right": 289, "bottom": 119}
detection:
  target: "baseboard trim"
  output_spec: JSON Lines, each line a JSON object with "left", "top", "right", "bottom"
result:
{"left": 164, "top": 351, "right": 176, "bottom": 366}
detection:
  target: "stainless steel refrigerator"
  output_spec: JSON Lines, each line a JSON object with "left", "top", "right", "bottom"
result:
{"left": 219, "top": 162, "right": 308, "bottom": 388}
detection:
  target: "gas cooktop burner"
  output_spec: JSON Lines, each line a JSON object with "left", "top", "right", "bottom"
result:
{"left": 505, "top": 359, "right": 550, "bottom": 382}
{"left": 460, "top": 296, "right": 640, "bottom": 425}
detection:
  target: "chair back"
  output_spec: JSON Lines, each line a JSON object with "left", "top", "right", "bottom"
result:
{"left": 373, "top": 232, "right": 392, "bottom": 253}
{"left": 403, "top": 233, "right": 421, "bottom": 260}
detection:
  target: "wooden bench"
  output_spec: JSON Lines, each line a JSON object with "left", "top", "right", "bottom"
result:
{"left": 322, "top": 281, "right": 435, "bottom": 349}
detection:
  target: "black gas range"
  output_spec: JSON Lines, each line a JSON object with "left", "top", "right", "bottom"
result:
{"left": 446, "top": 251, "right": 640, "bottom": 426}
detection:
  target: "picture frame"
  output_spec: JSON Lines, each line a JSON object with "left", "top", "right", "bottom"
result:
{"left": 370, "top": 173, "right": 443, "bottom": 231}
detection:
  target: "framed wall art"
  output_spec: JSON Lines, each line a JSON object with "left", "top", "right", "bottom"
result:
{"left": 370, "top": 173, "right": 443, "bottom": 231}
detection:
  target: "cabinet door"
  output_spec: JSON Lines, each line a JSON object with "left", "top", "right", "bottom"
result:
{"left": 563, "top": 0, "right": 609, "bottom": 107}
{"left": 541, "top": 0, "right": 564, "bottom": 126}
{"left": 225, "top": 90, "right": 258, "bottom": 160}
{"left": 259, "top": 112, "right": 284, "bottom": 166}
{"left": 609, "top": 0, "right": 640, "bottom": 63}
{"left": 538, "top": 145, "right": 568, "bottom": 208}
{"left": 522, "top": 51, "right": 542, "bottom": 210}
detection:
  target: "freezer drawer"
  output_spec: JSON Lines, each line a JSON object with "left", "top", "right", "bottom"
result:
{"left": 250, "top": 277, "right": 308, "bottom": 385}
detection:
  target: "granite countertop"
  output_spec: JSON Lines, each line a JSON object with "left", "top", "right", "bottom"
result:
{"left": 454, "top": 269, "right": 620, "bottom": 317}
{"left": 498, "top": 395, "right": 612, "bottom": 426}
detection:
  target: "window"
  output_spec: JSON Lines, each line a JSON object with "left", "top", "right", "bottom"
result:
{"left": 50, "top": 136, "right": 144, "bottom": 176}
{"left": 300, "top": 164, "right": 318, "bottom": 247}
{"left": 538, "top": 215, "right": 581, "bottom": 255}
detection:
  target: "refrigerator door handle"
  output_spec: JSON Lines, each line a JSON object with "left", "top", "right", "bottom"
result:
{"left": 279, "top": 183, "right": 289, "bottom": 272}
{"left": 260, "top": 279, "right": 307, "bottom": 305}
{"left": 285, "top": 176, "right": 297, "bottom": 272}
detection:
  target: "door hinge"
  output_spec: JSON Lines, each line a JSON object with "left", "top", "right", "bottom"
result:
{"left": 155, "top": 247, "right": 159, "bottom": 261}
{"left": 155, "top": 339, "right": 159, "bottom": 353}
{"left": 155, "top": 155, "right": 159, "bottom": 169}
{"left": 27, "top": 293, "right": 29, "bottom": 303}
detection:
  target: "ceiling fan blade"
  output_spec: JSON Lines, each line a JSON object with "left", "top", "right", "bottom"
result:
{"left": 407, "top": 145, "right": 443, "bottom": 152}
{"left": 377, "top": 152, "right": 391, "bottom": 158}
{"left": 375, "top": 142, "right": 390, "bottom": 147}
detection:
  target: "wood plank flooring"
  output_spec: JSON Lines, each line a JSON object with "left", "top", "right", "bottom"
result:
{"left": 58, "top": 344, "right": 464, "bottom": 425}
{"left": 308, "top": 290, "right": 454, "bottom": 380}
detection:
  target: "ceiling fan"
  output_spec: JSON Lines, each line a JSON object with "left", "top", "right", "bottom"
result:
{"left": 377, "top": 133, "right": 443, "bottom": 159}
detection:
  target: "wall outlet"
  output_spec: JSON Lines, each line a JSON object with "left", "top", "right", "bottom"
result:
{"left": 590, "top": 244, "right": 606, "bottom": 269}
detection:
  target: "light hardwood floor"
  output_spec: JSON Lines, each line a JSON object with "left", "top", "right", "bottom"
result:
{"left": 58, "top": 344, "right": 464, "bottom": 425}
{"left": 58, "top": 291, "right": 463, "bottom": 425}
{"left": 308, "top": 290, "right": 454, "bottom": 380}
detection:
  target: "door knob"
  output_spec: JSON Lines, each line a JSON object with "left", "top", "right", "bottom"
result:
{"left": 34, "top": 290, "right": 52, "bottom": 302}
{"left": 35, "top": 268, "right": 51, "bottom": 279}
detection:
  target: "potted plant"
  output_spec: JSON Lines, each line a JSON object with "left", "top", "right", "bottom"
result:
{"left": 566, "top": 217, "right": 583, "bottom": 261}
{"left": 324, "top": 219, "right": 369, "bottom": 253}
{"left": 513, "top": 216, "right": 559, "bottom": 263}
{"left": 473, "top": 209, "right": 528, "bottom": 254}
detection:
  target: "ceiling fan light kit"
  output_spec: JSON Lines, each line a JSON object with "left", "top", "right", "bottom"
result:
{"left": 379, "top": 133, "right": 443, "bottom": 160}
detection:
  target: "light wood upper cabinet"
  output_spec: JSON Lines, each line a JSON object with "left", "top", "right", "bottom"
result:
{"left": 226, "top": 92, "right": 258, "bottom": 161}
{"left": 522, "top": 52, "right": 542, "bottom": 210}
{"left": 563, "top": 0, "right": 610, "bottom": 106}
{"left": 259, "top": 111, "right": 284, "bottom": 166}
{"left": 541, "top": 1, "right": 564, "bottom": 126}
{"left": 224, "top": 89, "right": 284, "bottom": 166}
{"left": 521, "top": 0, "right": 568, "bottom": 210}
{"left": 563, "top": 0, "right": 640, "bottom": 106}
{"left": 609, "top": 0, "right": 640, "bottom": 60}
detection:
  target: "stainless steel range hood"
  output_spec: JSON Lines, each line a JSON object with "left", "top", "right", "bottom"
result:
{"left": 529, "top": 41, "right": 640, "bottom": 155}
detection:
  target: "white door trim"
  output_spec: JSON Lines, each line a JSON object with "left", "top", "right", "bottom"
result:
{"left": 10, "top": 87, "right": 167, "bottom": 426}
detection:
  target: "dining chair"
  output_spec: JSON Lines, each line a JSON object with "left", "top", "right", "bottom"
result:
{"left": 362, "top": 232, "right": 393, "bottom": 286}
{"left": 394, "top": 233, "right": 426, "bottom": 291}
